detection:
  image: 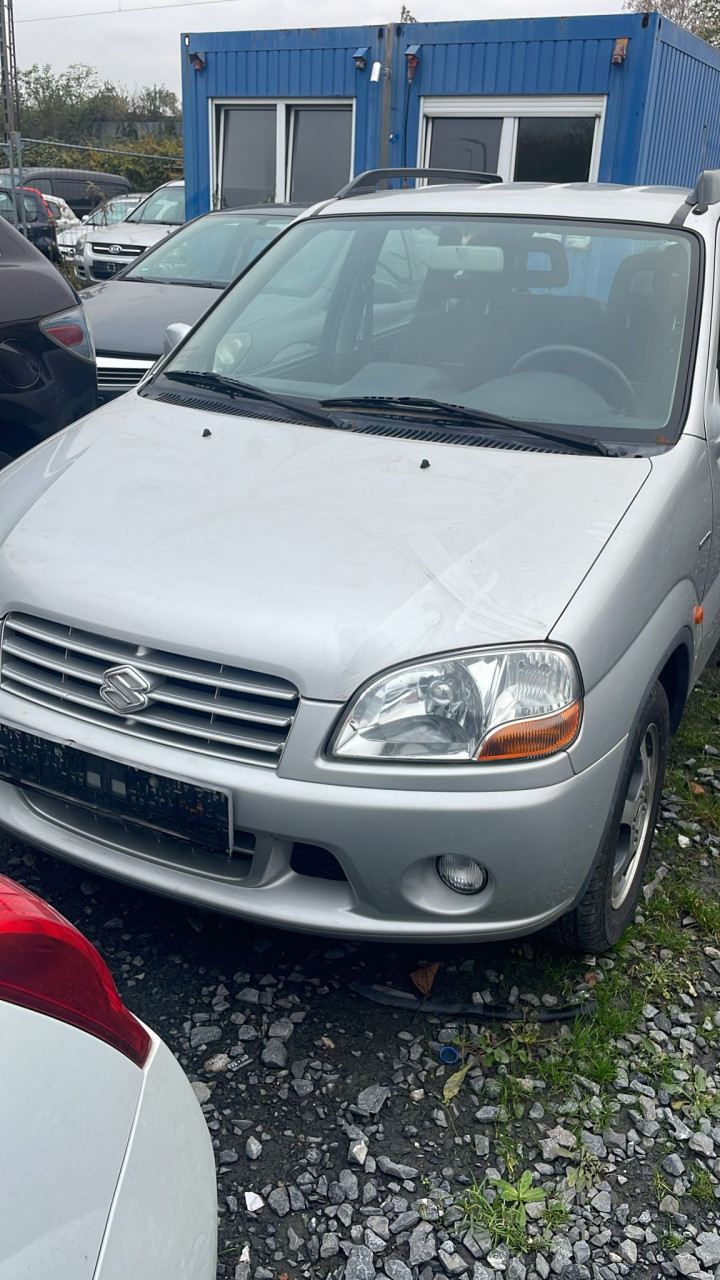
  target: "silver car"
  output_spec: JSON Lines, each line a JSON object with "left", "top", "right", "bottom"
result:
{"left": 0, "top": 172, "right": 717, "bottom": 951}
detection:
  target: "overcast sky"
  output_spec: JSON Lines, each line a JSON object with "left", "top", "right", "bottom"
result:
{"left": 15, "top": 0, "right": 624, "bottom": 95}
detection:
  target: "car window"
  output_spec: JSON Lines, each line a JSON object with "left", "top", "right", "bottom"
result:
{"left": 125, "top": 214, "right": 292, "bottom": 287}
{"left": 128, "top": 187, "right": 185, "bottom": 225}
{"left": 158, "top": 214, "right": 699, "bottom": 444}
{"left": 0, "top": 190, "right": 16, "bottom": 224}
{"left": 22, "top": 195, "right": 42, "bottom": 222}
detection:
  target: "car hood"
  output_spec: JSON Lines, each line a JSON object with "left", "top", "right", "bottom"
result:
{"left": 82, "top": 281, "right": 219, "bottom": 357}
{"left": 0, "top": 397, "right": 651, "bottom": 701}
{"left": 83, "top": 223, "right": 175, "bottom": 249}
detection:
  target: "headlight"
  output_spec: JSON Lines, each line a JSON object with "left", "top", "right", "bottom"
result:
{"left": 329, "top": 647, "right": 582, "bottom": 763}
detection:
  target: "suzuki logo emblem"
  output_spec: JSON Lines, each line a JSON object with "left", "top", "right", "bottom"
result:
{"left": 99, "top": 665, "right": 151, "bottom": 714}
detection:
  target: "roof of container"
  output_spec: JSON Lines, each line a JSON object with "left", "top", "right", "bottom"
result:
{"left": 313, "top": 181, "right": 695, "bottom": 225}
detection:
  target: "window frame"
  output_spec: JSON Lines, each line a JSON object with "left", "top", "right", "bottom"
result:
{"left": 211, "top": 98, "right": 355, "bottom": 209}
{"left": 418, "top": 95, "right": 606, "bottom": 183}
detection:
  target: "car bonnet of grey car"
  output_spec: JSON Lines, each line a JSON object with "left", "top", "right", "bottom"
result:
{"left": 144, "top": 211, "right": 699, "bottom": 453}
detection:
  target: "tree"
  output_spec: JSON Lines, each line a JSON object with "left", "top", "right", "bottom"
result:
{"left": 17, "top": 63, "right": 181, "bottom": 142}
{"left": 623, "top": 0, "right": 720, "bottom": 46}
{"left": 14, "top": 64, "right": 182, "bottom": 188}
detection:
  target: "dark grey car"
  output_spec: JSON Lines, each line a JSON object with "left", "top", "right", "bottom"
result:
{"left": 81, "top": 205, "right": 306, "bottom": 400}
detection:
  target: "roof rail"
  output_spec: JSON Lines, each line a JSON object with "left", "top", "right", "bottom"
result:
{"left": 671, "top": 168, "right": 720, "bottom": 225}
{"left": 336, "top": 167, "right": 502, "bottom": 199}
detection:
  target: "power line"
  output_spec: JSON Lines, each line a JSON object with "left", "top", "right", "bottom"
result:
{"left": 20, "top": 135, "right": 182, "bottom": 162}
{"left": 17, "top": 0, "right": 247, "bottom": 21}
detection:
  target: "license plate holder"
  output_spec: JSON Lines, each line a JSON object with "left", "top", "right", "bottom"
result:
{"left": 0, "top": 723, "right": 232, "bottom": 853}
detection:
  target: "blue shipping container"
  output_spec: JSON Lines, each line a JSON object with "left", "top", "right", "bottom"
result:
{"left": 182, "top": 12, "right": 720, "bottom": 220}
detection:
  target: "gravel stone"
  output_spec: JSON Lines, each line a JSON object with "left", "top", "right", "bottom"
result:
{"left": 662, "top": 1153, "right": 685, "bottom": 1176}
{"left": 356, "top": 1085, "right": 391, "bottom": 1115}
{"left": 376, "top": 1156, "right": 419, "bottom": 1179}
{"left": 385, "top": 1260, "right": 413, "bottom": 1280}
{"left": 267, "top": 1187, "right": 291, "bottom": 1216}
{"left": 618, "top": 1239, "right": 637, "bottom": 1265}
{"left": 475, "top": 1106, "right": 500, "bottom": 1123}
{"left": 261, "top": 1038, "right": 288, "bottom": 1068}
{"left": 695, "top": 1234, "right": 720, "bottom": 1267}
{"left": 321, "top": 1232, "right": 340, "bottom": 1258}
{"left": 409, "top": 1227, "right": 437, "bottom": 1266}
{"left": 507, "top": 1261, "right": 526, "bottom": 1280}
{"left": 345, "top": 1245, "right": 377, "bottom": 1280}
{"left": 689, "top": 1132, "right": 715, "bottom": 1156}
{"left": 267, "top": 1018, "right": 294, "bottom": 1041}
{"left": 189, "top": 1024, "right": 222, "bottom": 1048}
{"left": 472, "top": 1267, "right": 495, "bottom": 1280}
{"left": 245, "top": 1136, "right": 262, "bottom": 1159}
{"left": 391, "top": 1211, "right": 420, "bottom": 1234}
{"left": 440, "top": 1248, "right": 469, "bottom": 1276}
{"left": 590, "top": 1190, "right": 612, "bottom": 1214}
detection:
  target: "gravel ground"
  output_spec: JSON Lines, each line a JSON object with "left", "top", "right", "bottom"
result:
{"left": 2, "top": 668, "right": 720, "bottom": 1280}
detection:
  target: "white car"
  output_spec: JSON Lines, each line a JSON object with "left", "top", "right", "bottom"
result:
{"left": 0, "top": 873, "right": 217, "bottom": 1279}
{"left": 70, "top": 194, "right": 149, "bottom": 274}
{"left": 43, "top": 193, "right": 80, "bottom": 253}
{"left": 76, "top": 180, "right": 185, "bottom": 283}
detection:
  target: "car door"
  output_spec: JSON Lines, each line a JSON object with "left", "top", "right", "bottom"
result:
{"left": 698, "top": 221, "right": 720, "bottom": 665}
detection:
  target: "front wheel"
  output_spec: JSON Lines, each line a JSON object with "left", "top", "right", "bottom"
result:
{"left": 550, "top": 681, "right": 670, "bottom": 952}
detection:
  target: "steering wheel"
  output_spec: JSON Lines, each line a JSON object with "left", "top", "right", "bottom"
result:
{"left": 510, "top": 345, "right": 636, "bottom": 414}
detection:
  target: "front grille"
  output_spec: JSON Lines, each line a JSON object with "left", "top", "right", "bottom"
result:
{"left": 90, "top": 242, "right": 144, "bottom": 256}
{"left": 96, "top": 355, "right": 154, "bottom": 390}
{"left": 0, "top": 614, "right": 299, "bottom": 769}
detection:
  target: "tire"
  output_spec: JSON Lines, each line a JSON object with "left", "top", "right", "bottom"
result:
{"left": 549, "top": 680, "right": 670, "bottom": 953}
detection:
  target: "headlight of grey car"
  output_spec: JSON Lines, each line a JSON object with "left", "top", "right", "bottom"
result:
{"left": 329, "top": 646, "right": 582, "bottom": 763}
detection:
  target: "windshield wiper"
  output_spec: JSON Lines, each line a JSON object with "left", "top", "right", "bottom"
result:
{"left": 162, "top": 370, "right": 333, "bottom": 428}
{"left": 320, "top": 395, "right": 615, "bottom": 456}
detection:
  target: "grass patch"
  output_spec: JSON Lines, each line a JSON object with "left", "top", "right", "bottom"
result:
{"left": 688, "top": 1166, "right": 717, "bottom": 1205}
{"left": 458, "top": 1175, "right": 568, "bottom": 1253}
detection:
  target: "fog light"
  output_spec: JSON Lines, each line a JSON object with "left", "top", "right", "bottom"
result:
{"left": 436, "top": 855, "right": 487, "bottom": 895}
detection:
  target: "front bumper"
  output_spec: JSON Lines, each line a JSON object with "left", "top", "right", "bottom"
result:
{"left": 0, "top": 691, "right": 626, "bottom": 941}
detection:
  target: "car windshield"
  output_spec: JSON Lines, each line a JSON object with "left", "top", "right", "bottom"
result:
{"left": 124, "top": 212, "right": 293, "bottom": 287}
{"left": 127, "top": 186, "right": 185, "bottom": 225}
{"left": 86, "top": 197, "right": 141, "bottom": 226}
{"left": 157, "top": 214, "right": 699, "bottom": 442}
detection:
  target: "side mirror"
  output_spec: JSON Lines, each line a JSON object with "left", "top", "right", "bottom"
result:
{"left": 163, "top": 322, "right": 191, "bottom": 356}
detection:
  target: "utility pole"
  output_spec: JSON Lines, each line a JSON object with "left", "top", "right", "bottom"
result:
{"left": 0, "top": 0, "right": 26, "bottom": 240}
{"left": 0, "top": 0, "right": 19, "bottom": 140}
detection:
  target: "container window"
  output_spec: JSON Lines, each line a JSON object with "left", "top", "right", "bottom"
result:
{"left": 220, "top": 107, "right": 277, "bottom": 207}
{"left": 428, "top": 117, "right": 502, "bottom": 174}
{"left": 514, "top": 117, "right": 595, "bottom": 182}
{"left": 288, "top": 106, "right": 353, "bottom": 202}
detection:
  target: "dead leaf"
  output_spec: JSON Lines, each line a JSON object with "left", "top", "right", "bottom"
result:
{"left": 442, "top": 1061, "right": 472, "bottom": 1103}
{"left": 320, "top": 1036, "right": 335, "bottom": 1049}
{"left": 689, "top": 782, "right": 705, "bottom": 796}
{"left": 583, "top": 972, "right": 598, "bottom": 986}
{"left": 410, "top": 962, "right": 440, "bottom": 997}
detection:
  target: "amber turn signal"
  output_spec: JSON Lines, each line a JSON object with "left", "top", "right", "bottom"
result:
{"left": 477, "top": 700, "right": 582, "bottom": 762}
